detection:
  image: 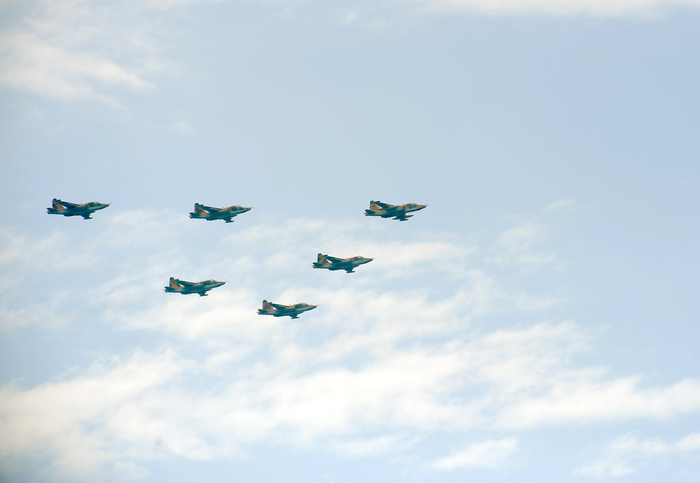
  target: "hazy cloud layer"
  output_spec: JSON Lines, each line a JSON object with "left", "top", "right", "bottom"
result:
{"left": 4, "top": 0, "right": 700, "bottom": 104}
{"left": 0, "top": 0, "right": 171, "bottom": 103}
{"left": 2, "top": 207, "right": 700, "bottom": 480}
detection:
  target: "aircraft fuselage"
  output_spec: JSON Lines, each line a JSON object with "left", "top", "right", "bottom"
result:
{"left": 165, "top": 279, "right": 226, "bottom": 296}
{"left": 190, "top": 204, "right": 251, "bottom": 223}
{"left": 47, "top": 200, "right": 110, "bottom": 220}
{"left": 365, "top": 201, "right": 426, "bottom": 221}
{"left": 258, "top": 302, "right": 317, "bottom": 319}
{"left": 313, "top": 256, "right": 373, "bottom": 273}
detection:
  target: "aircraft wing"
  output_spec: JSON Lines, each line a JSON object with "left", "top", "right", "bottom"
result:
{"left": 374, "top": 201, "right": 394, "bottom": 209}
{"left": 270, "top": 302, "right": 289, "bottom": 310}
{"left": 176, "top": 279, "right": 196, "bottom": 287}
{"left": 56, "top": 199, "right": 78, "bottom": 208}
{"left": 325, "top": 255, "right": 344, "bottom": 263}
{"left": 199, "top": 205, "right": 221, "bottom": 213}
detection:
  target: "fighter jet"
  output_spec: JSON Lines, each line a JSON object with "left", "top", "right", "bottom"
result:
{"left": 364, "top": 200, "right": 426, "bottom": 221}
{"left": 164, "top": 277, "right": 225, "bottom": 296}
{"left": 189, "top": 203, "right": 251, "bottom": 223}
{"left": 47, "top": 199, "right": 110, "bottom": 220}
{"left": 258, "top": 300, "right": 317, "bottom": 319}
{"left": 313, "top": 253, "right": 373, "bottom": 273}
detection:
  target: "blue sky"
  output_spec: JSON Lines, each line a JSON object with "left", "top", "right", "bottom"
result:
{"left": 1, "top": 0, "right": 700, "bottom": 481}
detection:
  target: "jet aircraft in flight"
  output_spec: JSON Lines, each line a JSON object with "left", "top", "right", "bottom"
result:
{"left": 258, "top": 300, "right": 317, "bottom": 319}
{"left": 164, "top": 277, "right": 225, "bottom": 296}
{"left": 364, "top": 200, "right": 426, "bottom": 221}
{"left": 189, "top": 203, "right": 251, "bottom": 223}
{"left": 47, "top": 199, "right": 110, "bottom": 219}
{"left": 312, "top": 253, "right": 373, "bottom": 273}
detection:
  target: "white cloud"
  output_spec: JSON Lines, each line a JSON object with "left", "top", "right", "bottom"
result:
{"left": 488, "top": 219, "right": 561, "bottom": 269}
{"left": 497, "top": 376, "right": 700, "bottom": 429}
{"left": 5, "top": 0, "right": 700, "bottom": 106}
{"left": 419, "top": 0, "right": 700, "bottom": 17}
{"left": 4, "top": 318, "right": 700, "bottom": 480}
{"left": 0, "top": 0, "right": 178, "bottom": 104}
{"left": 0, "top": 31, "right": 152, "bottom": 103}
{"left": 255, "top": 0, "right": 700, "bottom": 19}
{"left": 2, "top": 210, "right": 700, "bottom": 479}
{"left": 575, "top": 432, "right": 700, "bottom": 478}
{"left": 544, "top": 199, "right": 575, "bottom": 212}
{"left": 0, "top": 210, "right": 186, "bottom": 271}
{"left": 0, "top": 350, "right": 189, "bottom": 481}
{"left": 430, "top": 437, "right": 519, "bottom": 470}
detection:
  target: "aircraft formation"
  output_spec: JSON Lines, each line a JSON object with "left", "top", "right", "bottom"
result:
{"left": 47, "top": 199, "right": 427, "bottom": 318}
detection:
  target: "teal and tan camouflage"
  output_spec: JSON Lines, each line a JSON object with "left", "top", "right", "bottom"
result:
{"left": 189, "top": 203, "right": 251, "bottom": 223}
{"left": 47, "top": 199, "right": 110, "bottom": 220}
{"left": 164, "top": 277, "right": 225, "bottom": 296}
{"left": 364, "top": 200, "right": 426, "bottom": 221}
{"left": 257, "top": 300, "right": 317, "bottom": 319}
{"left": 313, "top": 253, "right": 373, "bottom": 273}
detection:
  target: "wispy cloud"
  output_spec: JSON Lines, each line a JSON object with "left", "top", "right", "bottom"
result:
{"left": 4, "top": 319, "right": 700, "bottom": 480}
{"left": 575, "top": 432, "right": 700, "bottom": 478}
{"left": 486, "top": 201, "right": 573, "bottom": 269}
{"left": 417, "top": 0, "right": 700, "bottom": 17}
{"left": 2, "top": 209, "right": 699, "bottom": 480}
{"left": 4, "top": 0, "right": 700, "bottom": 106}
{"left": 429, "top": 437, "right": 519, "bottom": 470}
{"left": 497, "top": 376, "right": 700, "bottom": 429}
{"left": 0, "top": 0, "right": 181, "bottom": 104}
{"left": 0, "top": 350, "right": 189, "bottom": 481}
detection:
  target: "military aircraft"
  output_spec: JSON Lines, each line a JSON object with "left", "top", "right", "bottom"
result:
{"left": 47, "top": 199, "right": 110, "bottom": 219}
{"left": 364, "top": 200, "right": 426, "bottom": 221}
{"left": 312, "top": 253, "right": 373, "bottom": 273}
{"left": 258, "top": 300, "right": 317, "bottom": 319}
{"left": 189, "top": 203, "right": 251, "bottom": 223}
{"left": 164, "top": 277, "right": 225, "bottom": 296}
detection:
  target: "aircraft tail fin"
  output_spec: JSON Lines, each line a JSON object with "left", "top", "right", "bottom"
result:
{"left": 365, "top": 201, "right": 383, "bottom": 215}
{"left": 262, "top": 300, "right": 274, "bottom": 311}
{"left": 47, "top": 199, "right": 67, "bottom": 214}
{"left": 168, "top": 277, "right": 183, "bottom": 290}
{"left": 313, "top": 253, "right": 330, "bottom": 268}
{"left": 190, "top": 204, "right": 207, "bottom": 218}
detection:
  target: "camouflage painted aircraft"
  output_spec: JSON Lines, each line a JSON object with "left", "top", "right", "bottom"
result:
{"left": 258, "top": 300, "right": 317, "bottom": 319}
{"left": 189, "top": 203, "right": 251, "bottom": 223}
{"left": 364, "top": 200, "right": 426, "bottom": 221}
{"left": 164, "top": 277, "right": 225, "bottom": 296}
{"left": 312, "top": 253, "right": 373, "bottom": 273}
{"left": 47, "top": 199, "right": 110, "bottom": 219}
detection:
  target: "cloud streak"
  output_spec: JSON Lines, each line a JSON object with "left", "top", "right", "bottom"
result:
{"left": 418, "top": 0, "right": 700, "bottom": 17}
{"left": 575, "top": 432, "right": 700, "bottom": 478}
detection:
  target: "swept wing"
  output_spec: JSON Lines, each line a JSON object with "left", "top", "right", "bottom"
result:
{"left": 175, "top": 279, "right": 196, "bottom": 287}
{"left": 55, "top": 199, "right": 78, "bottom": 208}
{"left": 374, "top": 201, "right": 394, "bottom": 209}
